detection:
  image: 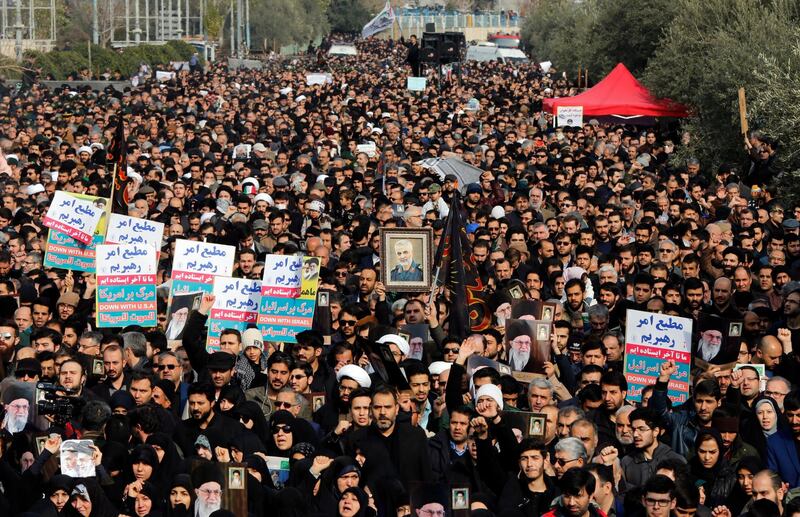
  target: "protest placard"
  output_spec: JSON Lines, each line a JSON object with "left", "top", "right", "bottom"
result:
{"left": 95, "top": 244, "right": 157, "bottom": 327}
{"left": 556, "top": 106, "right": 584, "bottom": 127}
{"left": 105, "top": 214, "right": 164, "bottom": 248}
{"left": 407, "top": 77, "right": 427, "bottom": 92}
{"left": 44, "top": 231, "right": 104, "bottom": 272}
{"left": 306, "top": 73, "right": 332, "bottom": 85}
{"left": 624, "top": 309, "right": 692, "bottom": 403}
{"left": 207, "top": 277, "right": 261, "bottom": 352}
{"left": 356, "top": 142, "right": 377, "bottom": 158}
{"left": 257, "top": 255, "right": 320, "bottom": 343}
{"left": 43, "top": 193, "right": 110, "bottom": 272}
{"left": 168, "top": 239, "right": 236, "bottom": 340}
{"left": 42, "top": 191, "right": 105, "bottom": 245}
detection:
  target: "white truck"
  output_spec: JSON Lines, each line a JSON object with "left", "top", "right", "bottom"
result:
{"left": 465, "top": 42, "right": 528, "bottom": 63}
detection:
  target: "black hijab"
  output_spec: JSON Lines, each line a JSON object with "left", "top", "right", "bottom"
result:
{"left": 146, "top": 432, "right": 186, "bottom": 484}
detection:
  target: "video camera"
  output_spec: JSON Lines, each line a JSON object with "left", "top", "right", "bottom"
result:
{"left": 35, "top": 382, "right": 85, "bottom": 427}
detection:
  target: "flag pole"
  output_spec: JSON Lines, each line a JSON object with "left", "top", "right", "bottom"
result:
{"left": 428, "top": 266, "right": 440, "bottom": 306}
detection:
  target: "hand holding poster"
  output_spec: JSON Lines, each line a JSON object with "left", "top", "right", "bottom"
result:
{"left": 44, "top": 192, "right": 110, "bottom": 272}
{"left": 624, "top": 309, "right": 692, "bottom": 403}
{"left": 43, "top": 191, "right": 105, "bottom": 244}
{"left": 168, "top": 239, "right": 236, "bottom": 340}
{"left": 257, "top": 255, "right": 320, "bottom": 343}
{"left": 106, "top": 214, "right": 165, "bottom": 248}
{"left": 207, "top": 277, "right": 261, "bottom": 352}
{"left": 96, "top": 244, "right": 158, "bottom": 327}
{"left": 44, "top": 231, "right": 103, "bottom": 272}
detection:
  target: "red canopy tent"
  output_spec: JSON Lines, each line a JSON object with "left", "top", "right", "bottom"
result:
{"left": 543, "top": 63, "right": 689, "bottom": 118}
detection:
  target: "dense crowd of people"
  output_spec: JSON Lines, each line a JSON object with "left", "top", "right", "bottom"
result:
{"left": 0, "top": 33, "right": 794, "bottom": 517}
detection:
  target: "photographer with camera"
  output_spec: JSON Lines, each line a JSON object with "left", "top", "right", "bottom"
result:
{"left": 35, "top": 359, "right": 95, "bottom": 435}
{"left": 57, "top": 359, "right": 95, "bottom": 402}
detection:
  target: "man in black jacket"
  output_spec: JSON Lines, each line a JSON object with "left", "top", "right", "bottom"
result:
{"left": 497, "top": 439, "right": 560, "bottom": 516}
{"left": 348, "top": 384, "right": 433, "bottom": 489}
{"left": 428, "top": 405, "right": 481, "bottom": 489}
{"left": 177, "top": 382, "right": 243, "bottom": 457}
{"left": 406, "top": 35, "right": 421, "bottom": 77}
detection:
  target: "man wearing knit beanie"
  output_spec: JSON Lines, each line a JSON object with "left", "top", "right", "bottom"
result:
{"left": 712, "top": 407, "right": 759, "bottom": 465}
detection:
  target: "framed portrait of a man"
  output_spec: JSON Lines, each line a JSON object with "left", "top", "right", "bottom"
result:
{"left": 693, "top": 314, "right": 738, "bottom": 367}
{"left": 505, "top": 319, "right": 549, "bottom": 374}
{"left": 165, "top": 292, "right": 203, "bottom": 341}
{"left": 380, "top": 228, "right": 433, "bottom": 292}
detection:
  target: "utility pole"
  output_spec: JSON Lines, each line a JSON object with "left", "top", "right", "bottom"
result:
{"left": 133, "top": 0, "right": 142, "bottom": 44}
{"left": 245, "top": 0, "right": 250, "bottom": 53}
{"left": 125, "top": 0, "right": 130, "bottom": 44}
{"left": 176, "top": 0, "right": 183, "bottom": 37}
{"left": 13, "top": 0, "right": 23, "bottom": 62}
{"left": 236, "top": 0, "right": 242, "bottom": 57}
{"left": 92, "top": 0, "right": 99, "bottom": 44}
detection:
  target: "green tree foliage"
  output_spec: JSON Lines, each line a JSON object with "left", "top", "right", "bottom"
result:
{"left": 642, "top": 0, "right": 800, "bottom": 175}
{"left": 749, "top": 44, "right": 800, "bottom": 204}
{"left": 521, "top": 0, "right": 676, "bottom": 78}
{"left": 249, "top": 0, "right": 329, "bottom": 49}
{"left": 520, "top": 0, "right": 598, "bottom": 76}
{"left": 590, "top": 0, "right": 678, "bottom": 75}
{"left": 204, "top": 0, "right": 227, "bottom": 45}
{"left": 521, "top": 0, "right": 800, "bottom": 203}
{"left": 328, "top": 0, "right": 372, "bottom": 34}
{"left": 24, "top": 40, "right": 196, "bottom": 79}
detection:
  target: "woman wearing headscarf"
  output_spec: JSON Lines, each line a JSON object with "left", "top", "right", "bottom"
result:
{"left": 762, "top": 394, "right": 800, "bottom": 486}
{"left": 228, "top": 431, "right": 267, "bottom": 462}
{"left": 312, "top": 456, "right": 363, "bottom": 516}
{"left": 98, "top": 441, "right": 130, "bottom": 505}
{"left": 266, "top": 410, "right": 318, "bottom": 459}
{"left": 726, "top": 455, "right": 763, "bottom": 516}
{"left": 163, "top": 474, "right": 194, "bottom": 517}
{"left": 64, "top": 479, "right": 120, "bottom": 517}
{"left": 236, "top": 400, "right": 270, "bottom": 439}
{"left": 244, "top": 452, "right": 278, "bottom": 514}
{"left": 741, "top": 395, "right": 788, "bottom": 460}
{"left": 122, "top": 480, "right": 163, "bottom": 517}
{"left": 688, "top": 429, "right": 736, "bottom": 509}
{"left": 118, "top": 445, "right": 162, "bottom": 509}
{"left": 0, "top": 432, "right": 40, "bottom": 513}
{"left": 145, "top": 433, "right": 187, "bottom": 486}
{"left": 337, "top": 486, "right": 375, "bottom": 517}
{"left": 217, "top": 384, "right": 246, "bottom": 415}
{"left": 26, "top": 474, "right": 74, "bottom": 517}
{"left": 369, "top": 477, "right": 409, "bottom": 517}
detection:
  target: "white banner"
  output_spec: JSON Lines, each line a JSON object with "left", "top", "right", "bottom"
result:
{"left": 556, "top": 106, "right": 584, "bottom": 128}
{"left": 362, "top": 0, "right": 395, "bottom": 38}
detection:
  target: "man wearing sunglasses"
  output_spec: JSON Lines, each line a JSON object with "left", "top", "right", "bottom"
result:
{"left": 156, "top": 351, "right": 189, "bottom": 414}
{"left": 0, "top": 319, "right": 19, "bottom": 375}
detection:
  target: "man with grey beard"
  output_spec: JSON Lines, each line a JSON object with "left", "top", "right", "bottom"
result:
{"left": 191, "top": 463, "right": 224, "bottom": 517}
{"left": 2, "top": 397, "right": 29, "bottom": 433}
{"left": 194, "top": 480, "right": 222, "bottom": 517}
{"left": 615, "top": 405, "right": 635, "bottom": 449}
{"left": 1, "top": 382, "right": 33, "bottom": 434}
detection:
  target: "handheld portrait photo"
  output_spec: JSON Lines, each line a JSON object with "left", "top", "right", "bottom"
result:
{"left": 380, "top": 228, "right": 433, "bottom": 292}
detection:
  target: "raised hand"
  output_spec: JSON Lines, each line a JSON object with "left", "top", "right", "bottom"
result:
{"left": 658, "top": 360, "right": 677, "bottom": 382}
{"left": 199, "top": 294, "right": 216, "bottom": 315}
